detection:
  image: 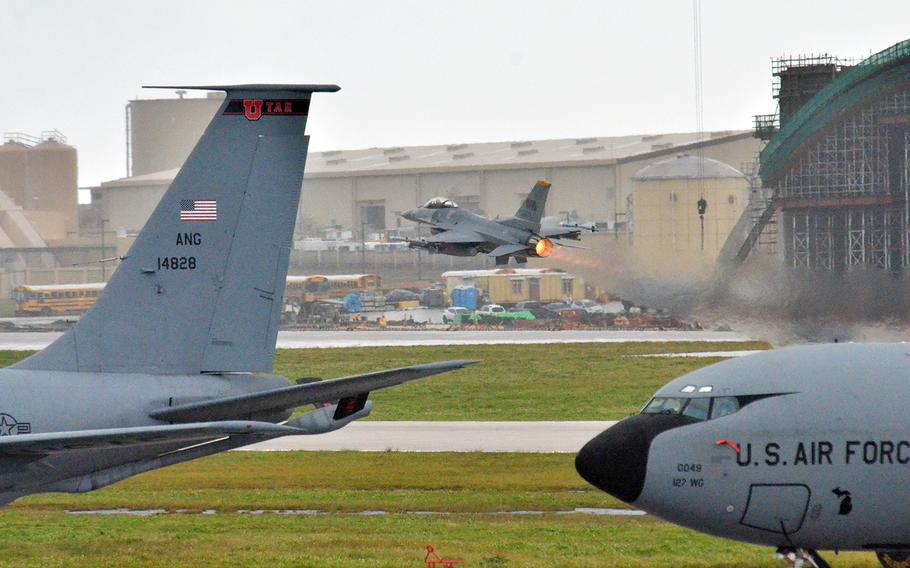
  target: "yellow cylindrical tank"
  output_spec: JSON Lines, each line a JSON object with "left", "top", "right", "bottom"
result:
{"left": 631, "top": 154, "right": 749, "bottom": 275}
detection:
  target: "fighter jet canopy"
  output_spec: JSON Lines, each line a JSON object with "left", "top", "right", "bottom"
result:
{"left": 423, "top": 197, "right": 459, "bottom": 209}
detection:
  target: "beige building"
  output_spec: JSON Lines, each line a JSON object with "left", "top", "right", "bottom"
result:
{"left": 94, "top": 129, "right": 761, "bottom": 244}
{"left": 631, "top": 154, "right": 749, "bottom": 273}
{"left": 441, "top": 268, "right": 584, "bottom": 305}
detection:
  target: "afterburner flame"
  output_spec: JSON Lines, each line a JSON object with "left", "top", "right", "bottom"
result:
{"left": 535, "top": 238, "right": 553, "bottom": 257}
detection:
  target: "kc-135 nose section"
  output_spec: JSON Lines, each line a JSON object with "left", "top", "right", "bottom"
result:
{"left": 575, "top": 414, "right": 695, "bottom": 503}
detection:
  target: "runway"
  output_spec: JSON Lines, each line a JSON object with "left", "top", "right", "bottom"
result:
{"left": 240, "top": 421, "right": 617, "bottom": 453}
{"left": 0, "top": 329, "right": 751, "bottom": 350}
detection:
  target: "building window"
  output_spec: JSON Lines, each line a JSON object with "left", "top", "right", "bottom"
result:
{"left": 728, "top": 195, "right": 736, "bottom": 204}
{"left": 511, "top": 279, "right": 523, "bottom": 295}
{"left": 670, "top": 192, "right": 678, "bottom": 203}
{"left": 562, "top": 278, "right": 574, "bottom": 296}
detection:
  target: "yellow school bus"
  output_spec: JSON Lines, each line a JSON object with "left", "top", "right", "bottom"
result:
{"left": 13, "top": 274, "right": 383, "bottom": 316}
{"left": 13, "top": 283, "right": 107, "bottom": 316}
{"left": 283, "top": 274, "right": 382, "bottom": 303}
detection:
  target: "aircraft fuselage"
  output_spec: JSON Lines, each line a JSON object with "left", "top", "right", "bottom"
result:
{"left": 577, "top": 343, "right": 910, "bottom": 553}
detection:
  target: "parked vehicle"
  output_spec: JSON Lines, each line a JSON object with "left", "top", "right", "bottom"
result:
{"left": 570, "top": 299, "right": 604, "bottom": 314}
{"left": 442, "top": 306, "right": 469, "bottom": 323}
{"left": 476, "top": 304, "right": 506, "bottom": 315}
{"left": 510, "top": 301, "right": 555, "bottom": 320}
{"left": 420, "top": 287, "right": 447, "bottom": 308}
{"left": 384, "top": 289, "right": 419, "bottom": 304}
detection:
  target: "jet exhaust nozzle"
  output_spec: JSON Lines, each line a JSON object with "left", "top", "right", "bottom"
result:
{"left": 531, "top": 237, "right": 553, "bottom": 257}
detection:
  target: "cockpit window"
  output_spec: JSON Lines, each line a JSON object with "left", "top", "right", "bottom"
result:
{"left": 682, "top": 397, "right": 711, "bottom": 421}
{"left": 641, "top": 393, "right": 778, "bottom": 422}
{"left": 642, "top": 397, "right": 687, "bottom": 415}
{"left": 710, "top": 396, "right": 740, "bottom": 420}
{"left": 424, "top": 197, "right": 459, "bottom": 209}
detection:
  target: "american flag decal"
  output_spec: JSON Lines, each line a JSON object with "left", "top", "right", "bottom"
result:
{"left": 180, "top": 199, "right": 217, "bottom": 222}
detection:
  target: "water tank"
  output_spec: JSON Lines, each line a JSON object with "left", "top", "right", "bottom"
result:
{"left": 128, "top": 95, "right": 224, "bottom": 176}
{"left": 0, "top": 142, "right": 28, "bottom": 206}
{"left": 27, "top": 139, "right": 78, "bottom": 233}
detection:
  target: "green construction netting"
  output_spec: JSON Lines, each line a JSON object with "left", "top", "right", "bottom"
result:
{"left": 760, "top": 39, "right": 910, "bottom": 182}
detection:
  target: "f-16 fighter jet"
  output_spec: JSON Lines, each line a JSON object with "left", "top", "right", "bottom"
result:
{"left": 0, "top": 83, "right": 472, "bottom": 505}
{"left": 400, "top": 180, "right": 593, "bottom": 265}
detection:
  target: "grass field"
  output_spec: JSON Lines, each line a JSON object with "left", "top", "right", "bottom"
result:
{"left": 2, "top": 452, "right": 879, "bottom": 567}
{"left": 0, "top": 341, "right": 884, "bottom": 566}
{"left": 0, "top": 341, "right": 767, "bottom": 421}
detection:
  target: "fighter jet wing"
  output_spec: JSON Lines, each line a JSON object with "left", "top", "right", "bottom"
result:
{"left": 422, "top": 230, "right": 486, "bottom": 244}
{"left": 550, "top": 239, "right": 587, "bottom": 249}
{"left": 0, "top": 421, "right": 297, "bottom": 456}
{"left": 539, "top": 227, "right": 582, "bottom": 239}
{"left": 488, "top": 244, "right": 529, "bottom": 257}
{"left": 149, "top": 360, "right": 476, "bottom": 423}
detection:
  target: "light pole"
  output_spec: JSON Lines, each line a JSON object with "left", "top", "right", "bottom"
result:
{"left": 416, "top": 224, "right": 423, "bottom": 281}
{"left": 100, "top": 218, "right": 109, "bottom": 281}
{"left": 360, "top": 221, "right": 368, "bottom": 275}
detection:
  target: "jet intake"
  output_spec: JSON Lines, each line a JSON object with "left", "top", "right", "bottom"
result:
{"left": 531, "top": 237, "right": 553, "bottom": 258}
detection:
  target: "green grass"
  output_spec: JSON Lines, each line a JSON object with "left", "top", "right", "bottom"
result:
{"left": 0, "top": 341, "right": 767, "bottom": 420}
{"left": 274, "top": 342, "right": 768, "bottom": 421}
{"left": 1, "top": 452, "right": 879, "bottom": 567}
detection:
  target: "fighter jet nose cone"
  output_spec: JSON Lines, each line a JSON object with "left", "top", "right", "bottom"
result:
{"left": 401, "top": 209, "right": 417, "bottom": 221}
{"left": 575, "top": 414, "right": 692, "bottom": 504}
{"left": 575, "top": 418, "right": 649, "bottom": 503}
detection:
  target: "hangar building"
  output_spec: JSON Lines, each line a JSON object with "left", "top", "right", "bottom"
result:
{"left": 94, "top": 93, "right": 761, "bottom": 249}
{"left": 747, "top": 39, "right": 910, "bottom": 272}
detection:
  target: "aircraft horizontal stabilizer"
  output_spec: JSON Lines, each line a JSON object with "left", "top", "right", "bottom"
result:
{"left": 0, "top": 421, "right": 297, "bottom": 456}
{"left": 553, "top": 240, "right": 587, "bottom": 250}
{"left": 149, "top": 360, "right": 477, "bottom": 423}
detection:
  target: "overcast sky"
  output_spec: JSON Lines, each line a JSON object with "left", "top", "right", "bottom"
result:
{"left": 3, "top": 0, "right": 910, "bottom": 188}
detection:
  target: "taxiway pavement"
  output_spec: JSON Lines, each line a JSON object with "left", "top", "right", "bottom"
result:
{"left": 240, "top": 421, "right": 617, "bottom": 453}
{"left": 0, "top": 329, "right": 751, "bottom": 351}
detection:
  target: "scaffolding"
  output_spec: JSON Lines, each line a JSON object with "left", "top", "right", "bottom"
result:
{"left": 775, "top": 92, "right": 910, "bottom": 270}
{"left": 741, "top": 40, "right": 910, "bottom": 272}
{"left": 773, "top": 54, "right": 854, "bottom": 126}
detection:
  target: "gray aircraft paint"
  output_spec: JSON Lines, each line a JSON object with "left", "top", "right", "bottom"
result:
{"left": 17, "top": 87, "right": 316, "bottom": 374}
{"left": 0, "top": 84, "right": 471, "bottom": 505}
{"left": 576, "top": 342, "right": 910, "bottom": 563}
{"left": 400, "top": 180, "right": 591, "bottom": 264}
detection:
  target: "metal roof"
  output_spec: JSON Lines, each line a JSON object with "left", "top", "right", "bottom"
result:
{"left": 442, "top": 268, "right": 571, "bottom": 278}
{"left": 100, "top": 130, "right": 750, "bottom": 189}
{"left": 632, "top": 154, "right": 745, "bottom": 181}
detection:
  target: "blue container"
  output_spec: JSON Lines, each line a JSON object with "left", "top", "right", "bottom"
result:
{"left": 343, "top": 293, "right": 363, "bottom": 313}
{"left": 451, "top": 286, "right": 478, "bottom": 310}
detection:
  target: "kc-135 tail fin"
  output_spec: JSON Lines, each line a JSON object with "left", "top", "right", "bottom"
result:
{"left": 15, "top": 84, "right": 339, "bottom": 375}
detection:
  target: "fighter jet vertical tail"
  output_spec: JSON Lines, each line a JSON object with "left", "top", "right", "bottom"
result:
{"left": 15, "top": 84, "right": 339, "bottom": 375}
{"left": 514, "top": 180, "right": 551, "bottom": 225}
